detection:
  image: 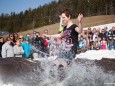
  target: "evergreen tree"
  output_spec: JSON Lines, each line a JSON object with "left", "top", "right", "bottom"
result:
{"left": 0, "top": 0, "right": 115, "bottom": 33}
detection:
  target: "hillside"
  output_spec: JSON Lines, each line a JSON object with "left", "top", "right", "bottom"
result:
{"left": 18, "top": 15, "right": 115, "bottom": 36}
{"left": 1, "top": 0, "right": 115, "bottom": 33}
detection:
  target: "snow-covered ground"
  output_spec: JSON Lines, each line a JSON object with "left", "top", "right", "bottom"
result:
{"left": 32, "top": 50, "right": 115, "bottom": 61}
{"left": 75, "top": 50, "right": 115, "bottom": 60}
{"left": 83, "top": 23, "right": 115, "bottom": 31}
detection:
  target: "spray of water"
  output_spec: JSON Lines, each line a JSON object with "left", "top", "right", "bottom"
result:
{"left": 1, "top": 58, "right": 115, "bottom": 86}
{"left": 0, "top": 43, "right": 115, "bottom": 86}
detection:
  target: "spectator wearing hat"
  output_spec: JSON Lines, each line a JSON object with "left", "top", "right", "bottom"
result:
{"left": 24, "top": 33, "right": 31, "bottom": 42}
{"left": 1, "top": 37, "right": 14, "bottom": 58}
{"left": 21, "top": 37, "right": 32, "bottom": 58}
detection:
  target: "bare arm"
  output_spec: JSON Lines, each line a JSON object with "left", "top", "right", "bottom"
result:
{"left": 75, "top": 14, "right": 83, "bottom": 34}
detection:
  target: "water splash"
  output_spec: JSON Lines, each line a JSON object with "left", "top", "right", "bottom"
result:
{"left": 1, "top": 58, "right": 115, "bottom": 86}
{"left": 0, "top": 43, "right": 115, "bottom": 86}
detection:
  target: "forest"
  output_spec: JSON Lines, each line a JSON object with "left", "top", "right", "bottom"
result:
{"left": 0, "top": 0, "right": 115, "bottom": 33}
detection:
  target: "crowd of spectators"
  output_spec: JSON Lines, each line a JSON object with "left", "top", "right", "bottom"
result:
{"left": 0, "top": 25, "right": 115, "bottom": 59}
{"left": 77, "top": 26, "right": 115, "bottom": 52}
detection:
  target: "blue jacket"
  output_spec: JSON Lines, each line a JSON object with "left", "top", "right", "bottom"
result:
{"left": 78, "top": 40, "right": 85, "bottom": 49}
{"left": 21, "top": 42, "right": 32, "bottom": 58}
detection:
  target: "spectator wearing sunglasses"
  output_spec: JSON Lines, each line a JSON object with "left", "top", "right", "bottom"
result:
{"left": 9, "top": 34, "right": 15, "bottom": 46}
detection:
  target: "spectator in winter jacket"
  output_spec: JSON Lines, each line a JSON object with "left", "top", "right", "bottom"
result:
{"left": 1, "top": 37, "right": 14, "bottom": 58}
{"left": 24, "top": 33, "right": 31, "bottom": 42}
{"left": 21, "top": 37, "right": 32, "bottom": 58}
{"left": 35, "top": 32, "right": 48, "bottom": 53}
{"left": 99, "top": 29, "right": 107, "bottom": 40}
